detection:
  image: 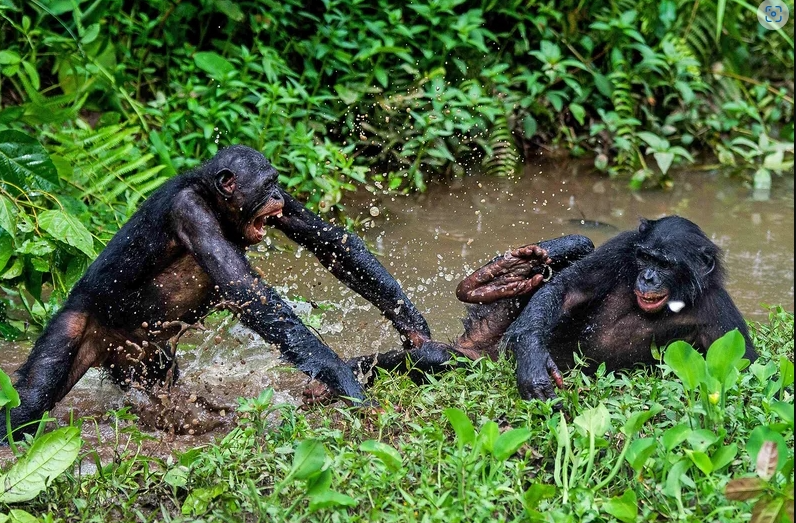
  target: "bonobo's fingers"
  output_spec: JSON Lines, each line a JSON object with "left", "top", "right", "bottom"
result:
{"left": 517, "top": 350, "right": 561, "bottom": 404}
{"left": 407, "top": 330, "right": 432, "bottom": 349}
{"left": 547, "top": 355, "right": 564, "bottom": 389}
{"left": 302, "top": 381, "right": 336, "bottom": 406}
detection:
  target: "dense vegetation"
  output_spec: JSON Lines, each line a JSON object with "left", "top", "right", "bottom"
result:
{"left": 0, "top": 0, "right": 793, "bottom": 327}
{"left": 0, "top": 2, "right": 793, "bottom": 521}
{"left": 0, "top": 309, "right": 792, "bottom": 522}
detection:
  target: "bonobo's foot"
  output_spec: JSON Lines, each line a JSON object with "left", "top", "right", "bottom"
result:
{"left": 131, "top": 388, "right": 235, "bottom": 435}
{"left": 457, "top": 244, "right": 553, "bottom": 304}
{"left": 301, "top": 381, "right": 379, "bottom": 409}
{"left": 517, "top": 354, "right": 564, "bottom": 406}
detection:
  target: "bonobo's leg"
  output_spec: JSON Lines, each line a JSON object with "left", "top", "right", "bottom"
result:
{"left": 453, "top": 235, "right": 594, "bottom": 359}
{"left": 456, "top": 235, "right": 594, "bottom": 304}
{"left": 3, "top": 309, "right": 97, "bottom": 440}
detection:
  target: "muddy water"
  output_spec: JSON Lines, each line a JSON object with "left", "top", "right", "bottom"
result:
{"left": 0, "top": 161, "right": 792, "bottom": 453}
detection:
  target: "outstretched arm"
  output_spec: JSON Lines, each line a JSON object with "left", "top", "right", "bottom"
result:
{"left": 270, "top": 189, "right": 431, "bottom": 347}
{"left": 174, "top": 191, "right": 366, "bottom": 401}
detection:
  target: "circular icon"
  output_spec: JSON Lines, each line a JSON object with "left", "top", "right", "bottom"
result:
{"left": 758, "top": 0, "right": 790, "bottom": 30}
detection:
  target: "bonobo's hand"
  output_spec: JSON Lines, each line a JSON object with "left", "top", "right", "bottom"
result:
{"left": 516, "top": 348, "right": 564, "bottom": 404}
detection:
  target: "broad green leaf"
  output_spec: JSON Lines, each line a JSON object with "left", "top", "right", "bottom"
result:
{"left": 770, "top": 400, "right": 794, "bottom": 428}
{"left": 289, "top": 439, "right": 326, "bottom": 480}
{"left": 0, "top": 130, "right": 59, "bottom": 192}
{"left": 193, "top": 52, "right": 235, "bottom": 80}
{"left": 622, "top": 404, "right": 663, "bottom": 435}
{"left": 568, "top": 103, "right": 586, "bottom": 126}
{"left": 181, "top": 484, "right": 225, "bottom": 516}
{"left": 213, "top": 0, "right": 244, "bottom": 21}
{"left": 711, "top": 444, "right": 737, "bottom": 471}
{"left": 0, "top": 232, "right": 12, "bottom": 273}
{"left": 522, "top": 483, "right": 556, "bottom": 511}
{"left": 0, "top": 195, "right": 16, "bottom": 237}
{"left": 663, "top": 458, "right": 691, "bottom": 499}
{"left": 163, "top": 466, "right": 188, "bottom": 488}
{"left": 306, "top": 468, "right": 332, "bottom": 496}
{"left": 573, "top": 403, "right": 611, "bottom": 437}
{"left": 662, "top": 424, "right": 691, "bottom": 452}
{"left": 477, "top": 421, "right": 499, "bottom": 454}
{"left": 307, "top": 489, "right": 357, "bottom": 512}
{"left": 492, "top": 428, "right": 531, "bottom": 461}
{"left": 706, "top": 329, "right": 746, "bottom": 387}
{"left": 0, "top": 368, "right": 20, "bottom": 409}
{"left": 602, "top": 488, "right": 638, "bottom": 523}
{"left": 626, "top": 437, "right": 657, "bottom": 472}
{"left": 686, "top": 450, "right": 713, "bottom": 475}
{"left": 444, "top": 408, "right": 475, "bottom": 446}
{"left": 653, "top": 151, "right": 675, "bottom": 174}
{"left": 663, "top": 341, "right": 706, "bottom": 391}
{"left": 0, "top": 426, "right": 82, "bottom": 503}
{"left": 37, "top": 210, "right": 96, "bottom": 258}
{"left": 8, "top": 510, "right": 39, "bottom": 523}
{"left": 360, "top": 440, "right": 402, "bottom": 471}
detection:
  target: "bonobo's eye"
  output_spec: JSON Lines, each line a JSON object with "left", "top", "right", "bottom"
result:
{"left": 215, "top": 169, "right": 237, "bottom": 198}
{"left": 635, "top": 247, "right": 653, "bottom": 265}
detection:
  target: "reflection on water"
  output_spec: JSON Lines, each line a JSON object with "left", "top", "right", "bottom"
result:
{"left": 0, "top": 161, "right": 792, "bottom": 447}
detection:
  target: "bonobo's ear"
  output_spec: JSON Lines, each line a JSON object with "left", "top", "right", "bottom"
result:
{"left": 638, "top": 218, "right": 651, "bottom": 235}
{"left": 215, "top": 169, "right": 236, "bottom": 198}
{"left": 700, "top": 246, "right": 716, "bottom": 276}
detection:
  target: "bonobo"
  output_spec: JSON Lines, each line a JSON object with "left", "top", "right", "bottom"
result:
{"left": 354, "top": 216, "right": 756, "bottom": 403}
{"left": 2, "top": 145, "right": 430, "bottom": 440}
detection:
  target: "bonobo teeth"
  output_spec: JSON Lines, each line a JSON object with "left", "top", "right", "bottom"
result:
{"left": 668, "top": 300, "right": 686, "bottom": 313}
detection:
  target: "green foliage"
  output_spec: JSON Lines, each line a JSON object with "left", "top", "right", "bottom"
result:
{"left": 0, "top": 312, "right": 790, "bottom": 521}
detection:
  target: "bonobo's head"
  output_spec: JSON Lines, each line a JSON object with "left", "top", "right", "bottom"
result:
{"left": 632, "top": 216, "right": 723, "bottom": 314}
{"left": 206, "top": 145, "right": 284, "bottom": 245}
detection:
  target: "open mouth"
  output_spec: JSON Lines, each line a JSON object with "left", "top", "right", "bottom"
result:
{"left": 634, "top": 290, "right": 669, "bottom": 313}
{"left": 246, "top": 202, "right": 284, "bottom": 243}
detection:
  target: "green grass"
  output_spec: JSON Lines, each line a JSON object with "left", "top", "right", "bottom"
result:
{"left": 3, "top": 308, "right": 792, "bottom": 522}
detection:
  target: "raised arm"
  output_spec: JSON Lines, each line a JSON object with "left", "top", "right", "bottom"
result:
{"left": 173, "top": 190, "right": 366, "bottom": 401}
{"left": 270, "top": 189, "right": 431, "bottom": 347}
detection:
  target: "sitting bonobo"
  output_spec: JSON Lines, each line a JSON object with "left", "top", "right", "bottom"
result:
{"left": 2, "top": 145, "right": 431, "bottom": 440}
{"left": 352, "top": 217, "right": 756, "bottom": 403}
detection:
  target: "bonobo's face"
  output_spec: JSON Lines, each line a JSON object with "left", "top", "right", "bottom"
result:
{"left": 633, "top": 244, "right": 674, "bottom": 314}
{"left": 632, "top": 216, "right": 719, "bottom": 314}
{"left": 210, "top": 146, "right": 284, "bottom": 244}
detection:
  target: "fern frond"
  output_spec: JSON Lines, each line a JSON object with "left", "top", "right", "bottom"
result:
{"left": 481, "top": 114, "right": 520, "bottom": 177}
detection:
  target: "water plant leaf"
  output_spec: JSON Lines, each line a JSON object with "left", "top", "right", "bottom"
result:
{"left": 0, "top": 195, "right": 16, "bottom": 237}
{"left": 289, "top": 439, "right": 326, "bottom": 480}
{"left": 477, "top": 421, "right": 499, "bottom": 454}
{"left": 0, "top": 426, "right": 81, "bottom": 503}
{"left": 492, "top": 428, "right": 531, "bottom": 461}
{"left": 573, "top": 403, "right": 611, "bottom": 437}
{"left": 626, "top": 437, "right": 657, "bottom": 472}
{"left": 0, "top": 368, "right": 20, "bottom": 409}
{"left": 663, "top": 341, "right": 706, "bottom": 391}
{"left": 602, "top": 489, "right": 638, "bottom": 523}
{"left": 706, "top": 329, "right": 746, "bottom": 387}
{"left": 360, "top": 440, "right": 402, "bottom": 471}
{"left": 711, "top": 443, "right": 737, "bottom": 472}
{"left": 747, "top": 427, "right": 788, "bottom": 474}
{"left": 444, "top": 408, "right": 474, "bottom": 446}
{"left": 308, "top": 489, "right": 357, "bottom": 512}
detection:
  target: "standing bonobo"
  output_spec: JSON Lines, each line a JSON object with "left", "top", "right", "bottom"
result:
{"left": 2, "top": 145, "right": 430, "bottom": 440}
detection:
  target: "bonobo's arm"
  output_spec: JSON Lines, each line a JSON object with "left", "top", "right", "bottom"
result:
{"left": 271, "top": 189, "right": 431, "bottom": 347}
{"left": 173, "top": 191, "right": 366, "bottom": 401}
{"left": 505, "top": 265, "right": 593, "bottom": 402}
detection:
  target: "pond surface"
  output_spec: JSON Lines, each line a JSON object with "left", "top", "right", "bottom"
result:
{"left": 0, "top": 160, "right": 792, "bottom": 452}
